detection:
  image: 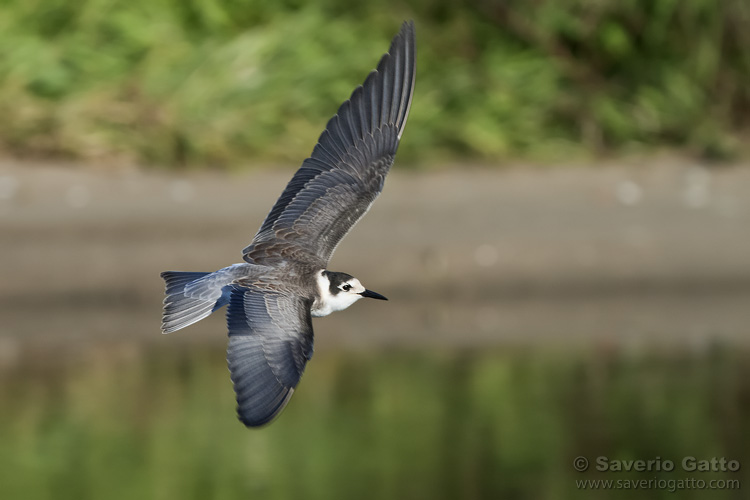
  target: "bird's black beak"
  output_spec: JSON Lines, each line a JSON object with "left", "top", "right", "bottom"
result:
{"left": 360, "top": 289, "right": 388, "bottom": 301}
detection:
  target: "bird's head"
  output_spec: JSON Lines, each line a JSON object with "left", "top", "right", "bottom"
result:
{"left": 313, "top": 270, "right": 387, "bottom": 317}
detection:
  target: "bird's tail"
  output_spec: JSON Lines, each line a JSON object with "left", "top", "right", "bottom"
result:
{"left": 160, "top": 271, "right": 227, "bottom": 333}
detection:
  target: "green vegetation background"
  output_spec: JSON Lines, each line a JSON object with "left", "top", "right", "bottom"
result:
{"left": 1, "top": 0, "right": 748, "bottom": 167}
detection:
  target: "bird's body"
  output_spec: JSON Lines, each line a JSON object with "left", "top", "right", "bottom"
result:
{"left": 160, "top": 22, "right": 416, "bottom": 427}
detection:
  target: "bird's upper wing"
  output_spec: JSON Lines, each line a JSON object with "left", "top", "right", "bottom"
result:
{"left": 226, "top": 283, "right": 314, "bottom": 427}
{"left": 243, "top": 21, "right": 416, "bottom": 266}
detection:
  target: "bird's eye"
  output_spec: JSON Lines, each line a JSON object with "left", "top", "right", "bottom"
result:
{"left": 342, "top": 284, "right": 352, "bottom": 291}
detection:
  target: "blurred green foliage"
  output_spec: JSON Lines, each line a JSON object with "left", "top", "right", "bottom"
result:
{"left": 0, "top": 0, "right": 748, "bottom": 167}
{"left": 1, "top": 345, "right": 748, "bottom": 499}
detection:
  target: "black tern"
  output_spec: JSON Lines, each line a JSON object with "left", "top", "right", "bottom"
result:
{"left": 161, "top": 21, "right": 416, "bottom": 427}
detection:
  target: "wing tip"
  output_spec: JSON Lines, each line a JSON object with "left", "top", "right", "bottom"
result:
{"left": 394, "top": 20, "right": 416, "bottom": 49}
{"left": 393, "top": 20, "right": 416, "bottom": 138}
{"left": 236, "top": 388, "right": 295, "bottom": 428}
{"left": 378, "top": 21, "right": 416, "bottom": 136}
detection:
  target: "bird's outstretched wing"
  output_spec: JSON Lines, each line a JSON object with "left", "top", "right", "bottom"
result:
{"left": 226, "top": 284, "right": 314, "bottom": 427}
{"left": 243, "top": 21, "right": 416, "bottom": 266}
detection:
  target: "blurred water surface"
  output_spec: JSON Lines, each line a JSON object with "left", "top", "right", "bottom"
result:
{"left": 1, "top": 338, "right": 749, "bottom": 500}
{"left": 2, "top": 162, "right": 749, "bottom": 499}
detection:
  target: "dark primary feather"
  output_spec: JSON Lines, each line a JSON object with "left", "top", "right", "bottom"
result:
{"left": 243, "top": 21, "right": 416, "bottom": 266}
{"left": 226, "top": 284, "right": 314, "bottom": 427}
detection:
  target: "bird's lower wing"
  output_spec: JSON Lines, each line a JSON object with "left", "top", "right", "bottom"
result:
{"left": 226, "top": 284, "right": 314, "bottom": 427}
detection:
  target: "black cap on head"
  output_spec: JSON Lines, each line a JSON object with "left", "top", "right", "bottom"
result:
{"left": 322, "top": 271, "right": 355, "bottom": 295}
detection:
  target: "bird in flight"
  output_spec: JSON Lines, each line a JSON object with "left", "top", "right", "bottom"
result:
{"left": 161, "top": 21, "right": 416, "bottom": 427}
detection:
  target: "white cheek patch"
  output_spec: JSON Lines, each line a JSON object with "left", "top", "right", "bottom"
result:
{"left": 338, "top": 279, "right": 365, "bottom": 295}
{"left": 317, "top": 271, "right": 332, "bottom": 298}
{"left": 351, "top": 280, "right": 366, "bottom": 294}
{"left": 326, "top": 288, "right": 362, "bottom": 315}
